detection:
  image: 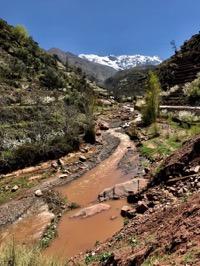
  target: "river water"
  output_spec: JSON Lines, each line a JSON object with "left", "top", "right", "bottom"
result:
{"left": 0, "top": 129, "right": 146, "bottom": 259}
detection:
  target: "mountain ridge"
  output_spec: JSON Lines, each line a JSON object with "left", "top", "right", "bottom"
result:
{"left": 48, "top": 48, "right": 117, "bottom": 85}
{"left": 79, "top": 54, "right": 162, "bottom": 70}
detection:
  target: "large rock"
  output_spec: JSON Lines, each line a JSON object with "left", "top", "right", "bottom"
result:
{"left": 71, "top": 203, "right": 110, "bottom": 218}
{"left": 98, "top": 179, "right": 147, "bottom": 201}
{"left": 135, "top": 201, "right": 148, "bottom": 214}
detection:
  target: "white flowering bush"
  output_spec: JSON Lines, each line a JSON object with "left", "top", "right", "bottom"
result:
{"left": 178, "top": 111, "right": 200, "bottom": 123}
{"left": 183, "top": 73, "right": 200, "bottom": 101}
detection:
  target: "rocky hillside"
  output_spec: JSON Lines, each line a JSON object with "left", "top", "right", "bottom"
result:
{"left": 0, "top": 19, "right": 96, "bottom": 173}
{"left": 104, "top": 65, "right": 156, "bottom": 99}
{"left": 48, "top": 48, "right": 117, "bottom": 85}
{"left": 158, "top": 32, "right": 200, "bottom": 89}
{"left": 75, "top": 133, "right": 200, "bottom": 265}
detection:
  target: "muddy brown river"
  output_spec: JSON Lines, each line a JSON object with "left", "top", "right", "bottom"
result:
{"left": 0, "top": 129, "right": 146, "bottom": 259}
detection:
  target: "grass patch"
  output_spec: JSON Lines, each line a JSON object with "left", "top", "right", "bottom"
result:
{"left": 0, "top": 176, "right": 34, "bottom": 204}
{"left": 142, "top": 254, "right": 169, "bottom": 266}
{"left": 85, "top": 252, "right": 112, "bottom": 265}
{"left": 0, "top": 242, "right": 67, "bottom": 266}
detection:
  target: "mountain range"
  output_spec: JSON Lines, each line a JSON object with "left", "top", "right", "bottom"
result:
{"left": 79, "top": 54, "right": 162, "bottom": 71}
{"left": 48, "top": 48, "right": 162, "bottom": 85}
{"left": 48, "top": 48, "right": 117, "bottom": 85}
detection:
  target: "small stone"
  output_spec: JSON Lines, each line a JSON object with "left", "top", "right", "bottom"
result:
{"left": 35, "top": 189, "right": 43, "bottom": 197}
{"left": 58, "top": 158, "right": 65, "bottom": 167}
{"left": 99, "top": 122, "right": 109, "bottom": 130}
{"left": 79, "top": 155, "right": 87, "bottom": 162}
{"left": 59, "top": 174, "right": 68, "bottom": 179}
{"left": 193, "top": 165, "right": 200, "bottom": 173}
{"left": 5, "top": 185, "right": 9, "bottom": 191}
{"left": 96, "top": 130, "right": 101, "bottom": 136}
{"left": 178, "top": 188, "right": 183, "bottom": 195}
{"left": 11, "top": 185, "right": 19, "bottom": 192}
{"left": 110, "top": 216, "right": 118, "bottom": 221}
{"left": 51, "top": 161, "right": 58, "bottom": 169}
{"left": 196, "top": 182, "right": 200, "bottom": 188}
{"left": 182, "top": 187, "right": 188, "bottom": 193}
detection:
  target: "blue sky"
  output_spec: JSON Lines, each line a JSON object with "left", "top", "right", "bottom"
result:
{"left": 1, "top": 0, "right": 200, "bottom": 59}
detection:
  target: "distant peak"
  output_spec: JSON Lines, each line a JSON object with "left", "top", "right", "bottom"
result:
{"left": 79, "top": 54, "right": 162, "bottom": 70}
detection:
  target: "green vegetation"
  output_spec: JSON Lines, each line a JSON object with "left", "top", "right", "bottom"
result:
{"left": 0, "top": 242, "right": 67, "bottom": 266}
{"left": 104, "top": 65, "right": 155, "bottom": 99}
{"left": 40, "top": 222, "right": 58, "bottom": 249}
{"left": 128, "top": 236, "right": 140, "bottom": 248}
{"left": 158, "top": 31, "right": 200, "bottom": 90}
{"left": 85, "top": 252, "right": 112, "bottom": 265}
{"left": 183, "top": 73, "right": 200, "bottom": 104}
{"left": 142, "top": 254, "right": 169, "bottom": 266}
{"left": 0, "top": 18, "right": 96, "bottom": 174}
{"left": 12, "top": 24, "right": 29, "bottom": 41}
{"left": 0, "top": 176, "right": 34, "bottom": 204}
{"left": 139, "top": 121, "right": 200, "bottom": 162}
{"left": 142, "top": 72, "right": 161, "bottom": 126}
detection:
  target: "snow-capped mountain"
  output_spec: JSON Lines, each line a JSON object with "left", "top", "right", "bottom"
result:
{"left": 79, "top": 54, "right": 162, "bottom": 71}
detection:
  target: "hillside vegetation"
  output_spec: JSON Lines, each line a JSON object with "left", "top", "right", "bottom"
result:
{"left": 104, "top": 65, "right": 155, "bottom": 99}
{"left": 0, "top": 19, "right": 95, "bottom": 173}
{"left": 158, "top": 32, "right": 200, "bottom": 90}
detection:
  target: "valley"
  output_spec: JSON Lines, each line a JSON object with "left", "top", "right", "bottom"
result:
{"left": 0, "top": 16, "right": 200, "bottom": 266}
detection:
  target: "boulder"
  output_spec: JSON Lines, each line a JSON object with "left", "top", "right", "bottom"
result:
{"left": 71, "top": 203, "right": 110, "bottom": 218}
{"left": 98, "top": 179, "right": 147, "bottom": 201}
{"left": 121, "top": 206, "right": 131, "bottom": 217}
{"left": 136, "top": 201, "right": 148, "bottom": 214}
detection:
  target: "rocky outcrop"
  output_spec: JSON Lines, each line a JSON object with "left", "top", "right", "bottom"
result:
{"left": 71, "top": 203, "right": 110, "bottom": 218}
{"left": 98, "top": 179, "right": 147, "bottom": 201}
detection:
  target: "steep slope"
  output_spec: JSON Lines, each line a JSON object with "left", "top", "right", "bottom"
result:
{"left": 48, "top": 48, "right": 117, "bottom": 85}
{"left": 79, "top": 54, "right": 162, "bottom": 70}
{"left": 158, "top": 32, "right": 200, "bottom": 89}
{"left": 104, "top": 65, "right": 156, "bottom": 98}
{"left": 0, "top": 19, "right": 95, "bottom": 173}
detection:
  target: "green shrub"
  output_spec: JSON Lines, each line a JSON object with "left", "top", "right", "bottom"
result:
{"left": 12, "top": 24, "right": 29, "bottom": 42}
{"left": 40, "top": 68, "right": 65, "bottom": 89}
